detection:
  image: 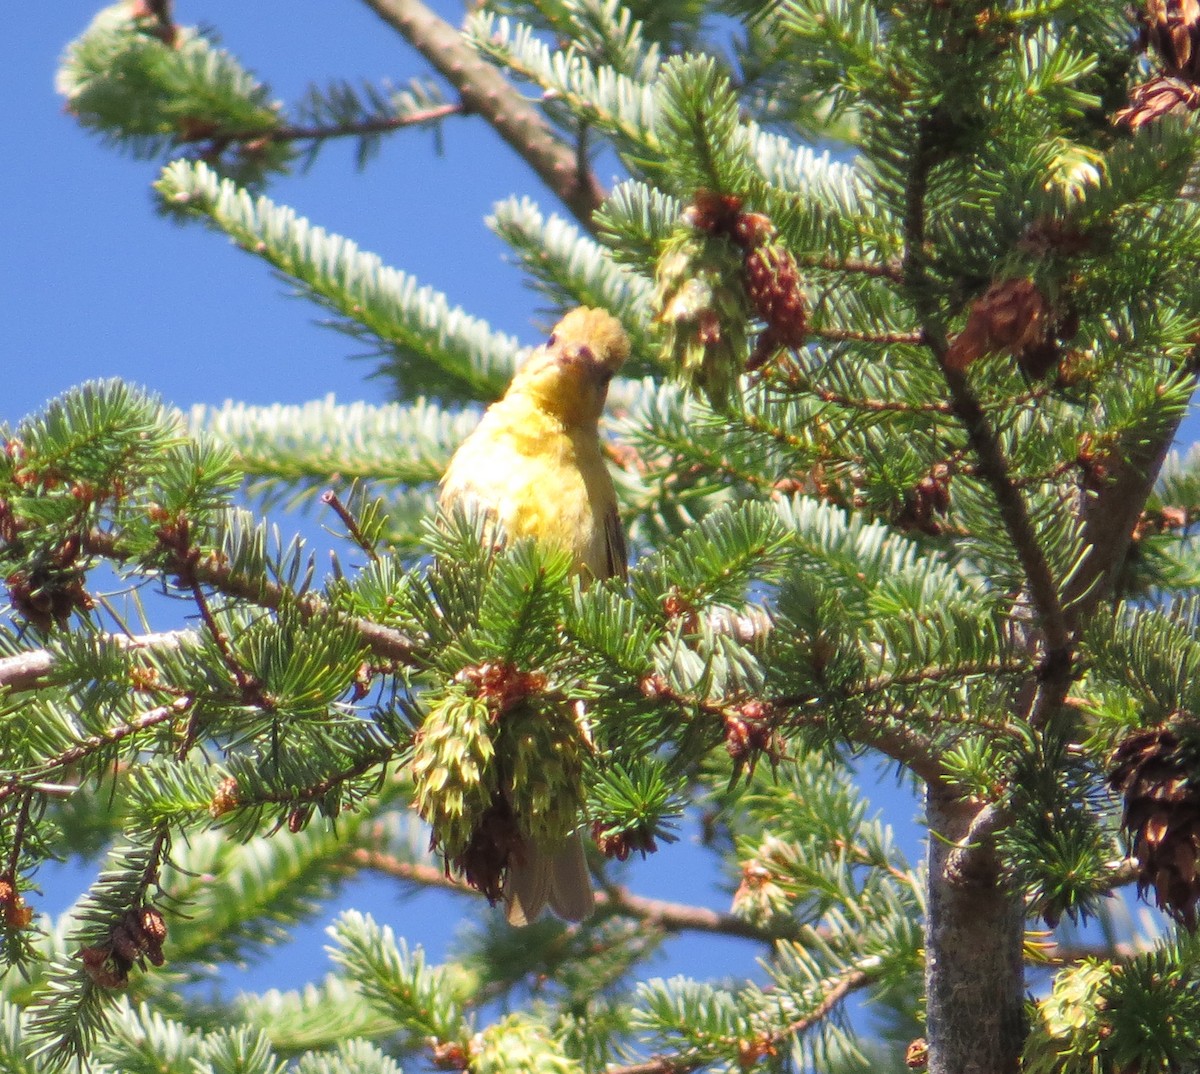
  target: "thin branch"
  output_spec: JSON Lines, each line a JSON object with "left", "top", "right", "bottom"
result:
{"left": 5, "top": 792, "right": 32, "bottom": 878}
{"left": 608, "top": 1058, "right": 699, "bottom": 1074}
{"left": 846, "top": 658, "right": 1027, "bottom": 699}
{"left": 803, "top": 253, "right": 904, "bottom": 282}
{"left": 768, "top": 659, "right": 1031, "bottom": 786}
{"left": 940, "top": 367, "right": 1071, "bottom": 651}
{"left": 808, "top": 383, "right": 952, "bottom": 415}
{"left": 235, "top": 748, "right": 395, "bottom": 807}
{"left": 360, "top": 0, "right": 606, "bottom": 228}
{"left": 597, "top": 885, "right": 792, "bottom": 942}
{"left": 0, "top": 631, "right": 189, "bottom": 692}
{"left": 0, "top": 697, "right": 192, "bottom": 804}
{"left": 1062, "top": 375, "right": 1197, "bottom": 618}
{"left": 1044, "top": 938, "right": 1139, "bottom": 963}
{"left": 812, "top": 326, "right": 923, "bottom": 346}
{"left": 322, "top": 489, "right": 380, "bottom": 563}
{"left": 1098, "top": 856, "right": 1138, "bottom": 893}
{"left": 900, "top": 120, "right": 1070, "bottom": 665}
{"left": 771, "top": 967, "right": 872, "bottom": 1044}
{"left": 184, "top": 102, "right": 465, "bottom": 150}
{"left": 854, "top": 721, "right": 946, "bottom": 786}
{"left": 349, "top": 848, "right": 469, "bottom": 893}
{"left": 354, "top": 846, "right": 795, "bottom": 941}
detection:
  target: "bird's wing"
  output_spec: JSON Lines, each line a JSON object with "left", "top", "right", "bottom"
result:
{"left": 603, "top": 499, "right": 628, "bottom": 581}
{"left": 547, "top": 830, "right": 594, "bottom": 922}
{"left": 504, "top": 841, "right": 552, "bottom": 927}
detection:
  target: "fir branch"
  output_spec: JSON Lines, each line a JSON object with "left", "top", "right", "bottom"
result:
{"left": 804, "top": 252, "right": 903, "bottom": 281}
{"left": 939, "top": 368, "right": 1071, "bottom": 658}
{"left": 159, "top": 516, "right": 265, "bottom": 707}
{"left": 769, "top": 966, "right": 873, "bottom": 1046}
{"left": 0, "top": 698, "right": 192, "bottom": 805}
{"left": 4, "top": 793, "right": 32, "bottom": 884}
{"left": 360, "top": 0, "right": 605, "bottom": 227}
{"left": 155, "top": 162, "right": 521, "bottom": 402}
{"left": 609, "top": 967, "right": 873, "bottom": 1074}
{"left": 322, "top": 490, "right": 380, "bottom": 563}
{"left": 845, "top": 657, "right": 1028, "bottom": 700}
{"left": 79, "top": 528, "right": 421, "bottom": 669}
{"left": 189, "top": 396, "right": 478, "bottom": 495}
{"left": 819, "top": 712, "right": 943, "bottom": 787}
{"left": 803, "top": 382, "right": 951, "bottom": 415}
{"left": 349, "top": 848, "right": 467, "bottom": 893}
{"left": 900, "top": 118, "right": 1071, "bottom": 667}
{"left": 231, "top": 749, "right": 395, "bottom": 809}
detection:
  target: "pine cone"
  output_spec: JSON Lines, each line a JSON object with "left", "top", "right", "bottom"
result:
{"left": 1109, "top": 721, "right": 1200, "bottom": 929}
{"left": 1114, "top": 74, "right": 1200, "bottom": 128}
{"left": 459, "top": 794, "right": 524, "bottom": 904}
{"left": 743, "top": 240, "right": 808, "bottom": 370}
{"left": 944, "top": 278, "right": 1051, "bottom": 373}
{"left": 0, "top": 879, "right": 32, "bottom": 930}
{"left": 1143, "top": 0, "right": 1200, "bottom": 80}
{"left": 896, "top": 464, "right": 953, "bottom": 535}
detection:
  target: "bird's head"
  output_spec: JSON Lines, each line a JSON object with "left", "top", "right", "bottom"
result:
{"left": 508, "top": 308, "right": 630, "bottom": 427}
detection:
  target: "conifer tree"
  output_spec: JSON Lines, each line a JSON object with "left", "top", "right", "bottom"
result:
{"left": 7, "top": 1, "right": 1200, "bottom": 1072}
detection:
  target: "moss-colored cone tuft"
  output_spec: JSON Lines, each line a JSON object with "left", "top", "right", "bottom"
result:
{"left": 412, "top": 691, "right": 497, "bottom": 859}
{"left": 653, "top": 226, "right": 749, "bottom": 409}
{"left": 499, "top": 701, "right": 587, "bottom": 851}
{"left": 472, "top": 1014, "right": 583, "bottom": 1074}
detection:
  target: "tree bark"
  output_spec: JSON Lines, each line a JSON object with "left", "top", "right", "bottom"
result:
{"left": 360, "top": 0, "right": 605, "bottom": 229}
{"left": 925, "top": 786, "right": 1025, "bottom": 1074}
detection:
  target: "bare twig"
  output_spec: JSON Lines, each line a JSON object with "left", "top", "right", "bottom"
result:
{"left": 597, "top": 885, "right": 790, "bottom": 941}
{"left": 812, "top": 326, "right": 924, "bottom": 346}
{"left": 322, "top": 489, "right": 380, "bottom": 563}
{"left": 185, "top": 102, "right": 465, "bottom": 151}
{"left": 360, "top": 0, "right": 605, "bottom": 228}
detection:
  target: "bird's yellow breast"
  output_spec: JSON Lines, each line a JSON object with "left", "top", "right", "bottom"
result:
{"left": 440, "top": 393, "right": 615, "bottom": 579}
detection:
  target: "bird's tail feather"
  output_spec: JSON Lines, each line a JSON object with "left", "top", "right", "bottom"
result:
{"left": 504, "top": 831, "right": 592, "bottom": 926}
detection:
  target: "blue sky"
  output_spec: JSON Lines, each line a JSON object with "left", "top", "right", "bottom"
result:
{"left": 4, "top": 0, "right": 1181, "bottom": 1025}
{"left": 4, "top": 2, "right": 546, "bottom": 426}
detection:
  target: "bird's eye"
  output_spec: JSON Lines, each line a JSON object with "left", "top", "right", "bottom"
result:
{"left": 547, "top": 333, "right": 558, "bottom": 346}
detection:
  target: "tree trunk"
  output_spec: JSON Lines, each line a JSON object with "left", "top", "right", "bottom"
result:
{"left": 925, "top": 786, "right": 1025, "bottom": 1074}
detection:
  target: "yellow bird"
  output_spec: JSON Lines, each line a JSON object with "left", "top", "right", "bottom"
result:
{"left": 439, "top": 307, "right": 630, "bottom": 925}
